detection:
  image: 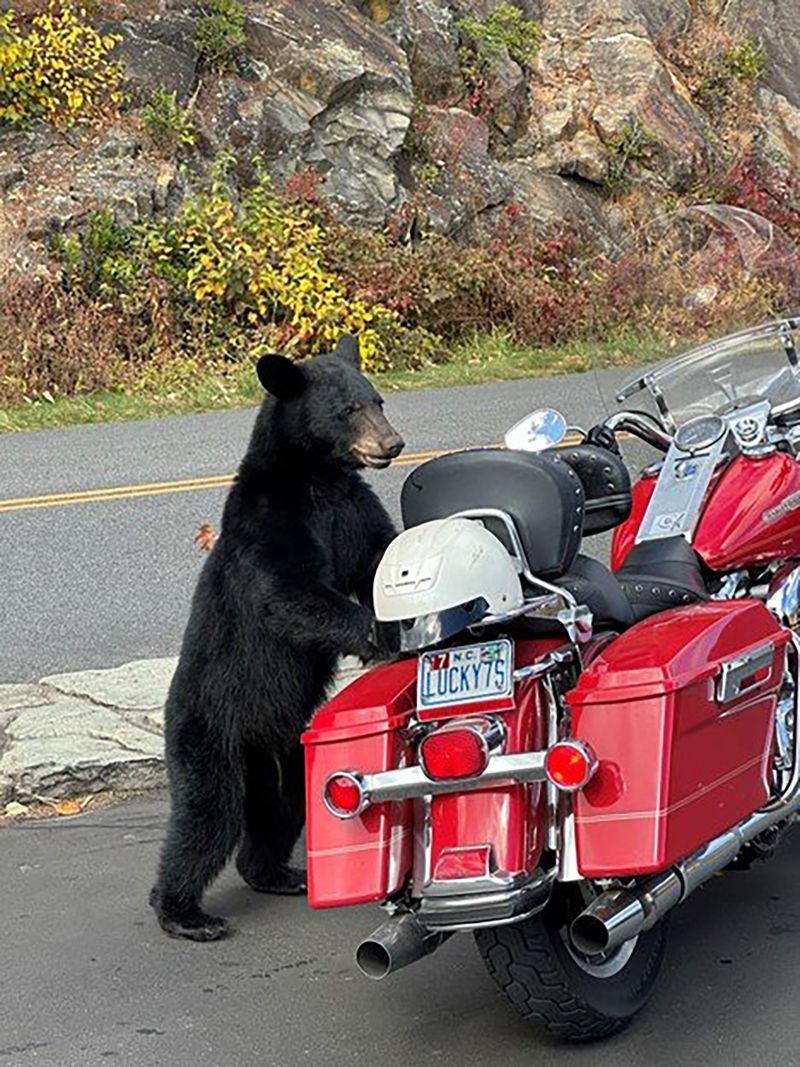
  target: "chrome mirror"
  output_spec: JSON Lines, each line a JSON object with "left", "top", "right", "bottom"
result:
{"left": 504, "top": 409, "right": 568, "bottom": 452}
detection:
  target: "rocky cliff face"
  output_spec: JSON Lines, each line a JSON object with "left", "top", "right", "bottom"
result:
{"left": 1, "top": 0, "right": 799, "bottom": 275}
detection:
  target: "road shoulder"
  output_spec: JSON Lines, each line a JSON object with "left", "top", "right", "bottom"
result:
{"left": 0, "top": 656, "right": 366, "bottom": 810}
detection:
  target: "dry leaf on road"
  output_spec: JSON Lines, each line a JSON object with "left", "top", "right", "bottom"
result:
{"left": 194, "top": 522, "right": 217, "bottom": 552}
{"left": 4, "top": 801, "right": 29, "bottom": 818}
{"left": 54, "top": 799, "right": 82, "bottom": 816}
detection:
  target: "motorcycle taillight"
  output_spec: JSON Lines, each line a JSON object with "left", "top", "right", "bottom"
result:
{"left": 545, "top": 741, "right": 597, "bottom": 792}
{"left": 419, "top": 717, "right": 502, "bottom": 781}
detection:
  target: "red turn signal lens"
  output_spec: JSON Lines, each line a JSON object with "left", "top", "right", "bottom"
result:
{"left": 419, "top": 725, "right": 489, "bottom": 781}
{"left": 323, "top": 773, "right": 366, "bottom": 818}
{"left": 545, "top": 741, "right": 597, "bottom": 792}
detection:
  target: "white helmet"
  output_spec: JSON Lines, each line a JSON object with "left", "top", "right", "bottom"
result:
{"left": 374, "top": 518, "right": 523, "bottom": 650}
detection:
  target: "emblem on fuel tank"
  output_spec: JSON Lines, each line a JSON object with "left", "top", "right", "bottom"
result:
{"left": 763, "top": 490, "right": 800, "bottom": 524}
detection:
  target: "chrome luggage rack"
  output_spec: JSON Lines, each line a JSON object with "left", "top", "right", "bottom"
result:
{"left": 453, "top": 507, "right": 593, "bottom": 644}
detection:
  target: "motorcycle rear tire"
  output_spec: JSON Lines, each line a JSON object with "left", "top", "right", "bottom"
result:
{"left": 474, "top": 887, "right": 669, "bottom": 1042}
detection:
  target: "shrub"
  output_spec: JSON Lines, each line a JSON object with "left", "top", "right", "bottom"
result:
{"left": 697, "top": 35, "right": 766, "bottom": 111}
{"left": 141, "top": 89, "right": 196, "bottom": 155}
{"left": 719, "top": 154, "right": 800, "bottom": 245}
{"left": 195, "top": 0, "right": 246, "bottom": 73}
{"left": 603, "top": 120, "right": 658, "bottom": 197}
{"left": 0, "top": 2, "right": 121, "bottom": 127}
{"left": 41, "top": 174, "right": 437, "bottom": 382}
{"left": 458, "top": 4, "right": 541, "bottom": 73}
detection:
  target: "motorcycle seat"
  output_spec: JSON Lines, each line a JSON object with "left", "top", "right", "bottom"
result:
{"left": 555, "top": 554, "right": 634, "bottom": 630}
{"left": 539, "top": 538, "right": 708, "bottom": 635}
{"left": 614, "top": 536, "right": 709, "bottom": 623}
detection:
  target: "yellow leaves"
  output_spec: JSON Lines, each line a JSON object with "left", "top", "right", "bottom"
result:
{"left": 0, "top": 1, "right": 121, "bottom": 128}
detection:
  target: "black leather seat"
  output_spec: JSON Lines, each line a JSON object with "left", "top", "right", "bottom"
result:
{"left": 556, "top": 555, "right": 634, "bottom": 630}
{"left": 402, "top": 449, "right": 585, "bottom": 579}
{"left": 615, "top": 536, "right": 708, "bottom": 623}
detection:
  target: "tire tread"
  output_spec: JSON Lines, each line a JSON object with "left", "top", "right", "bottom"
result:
{"left": 476, "top": 921, "right": 631, "bottom": 1042}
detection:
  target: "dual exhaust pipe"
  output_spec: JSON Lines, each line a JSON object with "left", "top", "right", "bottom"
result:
{"left": 357, "top": 771, "right": 800, "bottom": 974}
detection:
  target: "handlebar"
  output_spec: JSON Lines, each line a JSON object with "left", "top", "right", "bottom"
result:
{"left": 601, "top": 411, "right": 673, "bottom": 452}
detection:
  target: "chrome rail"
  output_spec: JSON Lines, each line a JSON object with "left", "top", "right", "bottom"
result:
{"left": 360, "top": 751, "right": 548, "bottom": 804}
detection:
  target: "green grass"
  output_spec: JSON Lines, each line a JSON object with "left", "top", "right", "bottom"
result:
{"left": 0, "top": 331, "right": 670, "bottom": 434}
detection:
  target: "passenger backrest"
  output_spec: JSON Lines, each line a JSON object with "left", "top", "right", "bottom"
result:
{"left": 401, "top": 449, "right": 585, "bottom": 580}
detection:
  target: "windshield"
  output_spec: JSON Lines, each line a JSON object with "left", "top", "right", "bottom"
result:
{"left": 607, "top": 205, "right": 800, "bottom": 430}
{"left": 618, "top": 318, "right": 800, "bottom": 431}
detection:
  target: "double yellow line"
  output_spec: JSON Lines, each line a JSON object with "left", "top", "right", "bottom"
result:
{"left": 0, "top": 447, "right": 450, "bottom": 515}
{"left": 0, "top": 434, "right": 595, "bottom": 516}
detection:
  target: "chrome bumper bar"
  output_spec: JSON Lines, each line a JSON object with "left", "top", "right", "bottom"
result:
{"left": 360, "top": 751, "right": 547, "bottom": 804}
{"left": 417, "top": 868, "right": 555, "bottom": 930}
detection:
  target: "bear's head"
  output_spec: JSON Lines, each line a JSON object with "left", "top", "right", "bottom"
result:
{"left": 254, "top": 335, "right": 405, "bottom": 470}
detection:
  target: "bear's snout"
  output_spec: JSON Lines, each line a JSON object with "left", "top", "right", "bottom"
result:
{"left": 352, "top": 410, "right": 405, "bottom": 468}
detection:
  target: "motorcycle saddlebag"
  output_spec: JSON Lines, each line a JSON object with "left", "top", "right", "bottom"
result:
{"left": 302, "top": 659, "right": 417, "bottom": 908}
{"left": 568, "top": 600, "right": 789, "bottom": 877}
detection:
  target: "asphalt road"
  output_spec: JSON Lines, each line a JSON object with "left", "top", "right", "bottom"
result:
{"left": 0, "top": 365, "right": 654, "bottom": 682}
{"left": 1, "top": 367, "right": 795, "bottom": 1067}
{"left": 3, "top": 794, "right": 800, "bottom": 1067}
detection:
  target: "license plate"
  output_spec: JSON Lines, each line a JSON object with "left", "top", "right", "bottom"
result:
{"left": 417, "top": 639, "right": 514, "bottom": 711}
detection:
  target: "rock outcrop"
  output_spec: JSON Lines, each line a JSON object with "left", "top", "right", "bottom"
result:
{"left": 1, "top": 0, "right": 799, "bottom": 276}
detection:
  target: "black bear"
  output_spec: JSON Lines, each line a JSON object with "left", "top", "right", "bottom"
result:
{"left": 150, "top": 335, "right": 404, "bottom": 940}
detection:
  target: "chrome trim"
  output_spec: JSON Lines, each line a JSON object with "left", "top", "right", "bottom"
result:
{"left": 543, "top": 672, "right": 560, "bottom": 852}
{"left": 321, "top": 771, "right": 368, "bottom": 819}
{"left": 635, "top": 429, "right": 728, "bottom": 544}
{"left": 557, "top": 794, "right": 581, "bottom": 882}
{"left": 358, "top": 751, "right": 548, "bottom": 805}
{"left": 544, "top": 740, "right": 598, "bottom": 793}
{"left": 716, "top": 643, "right": 774, "bottom": 704}
{"left": 711, "top": 571, "right": 748, "bottom": 600}
{"left": 417, "top": 868, "right": 555, "bottom": 930}
{"left": 417, "top": 716, "right": 506, "bottom": 781}
{"left": 764, "top": 631, "right": 800, "bottom": 810}
{"left": 767, "top": 565, "right": 800, "bottom": 629}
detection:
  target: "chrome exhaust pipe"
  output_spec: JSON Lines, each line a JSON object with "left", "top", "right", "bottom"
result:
{"left": 572, "top": 633, "right": 800, "bottom": 957}
{"left": 355, "top": 913, "right": 452, "bottom": 980}
{"left": 572, "top": 790, "right": 800, "bottom": 956}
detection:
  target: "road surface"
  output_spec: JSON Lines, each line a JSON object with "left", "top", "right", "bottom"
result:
{"left": 1, "top": 367, "right": 797, "bottom": 1067}
{"left": 3, "top": 795, "right": 799, "bottom": 1067}
{"left": 0, "top": 366, "right": 650, "bottom": 682}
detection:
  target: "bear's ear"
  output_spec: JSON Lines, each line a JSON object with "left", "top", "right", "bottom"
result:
{"left": 334, "top": 334, "right": 361, "bottom": 369}
{"left": 256, "top": 354, "right": 307, "bottom": 400}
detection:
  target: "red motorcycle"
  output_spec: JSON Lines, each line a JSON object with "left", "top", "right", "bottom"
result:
{"left": 302, "top": 309, "right": 800, "bottom": 1040}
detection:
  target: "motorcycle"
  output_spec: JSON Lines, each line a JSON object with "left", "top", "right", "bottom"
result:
{"left": 301, "top": 216, "right": 800, "bottom": 1041}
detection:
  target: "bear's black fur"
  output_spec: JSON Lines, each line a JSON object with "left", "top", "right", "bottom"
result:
{"left": 150, "top": 336, "right": 404, "bottom": 940}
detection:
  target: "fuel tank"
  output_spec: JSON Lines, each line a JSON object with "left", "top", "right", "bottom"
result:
{"left": 612, "top": 452, "right": 800, "bottom": 573}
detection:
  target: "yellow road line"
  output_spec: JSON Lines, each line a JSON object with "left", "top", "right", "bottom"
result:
{"left": 0, "top": 434, "right": 593, "bottom": 516}
{"left": 0, "top": 447, "right": 451, "bottom": 515}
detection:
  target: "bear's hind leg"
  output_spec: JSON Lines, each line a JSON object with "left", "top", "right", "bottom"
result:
{"left": 151, "top": 762, "right": 243, "bottom": 940}
{"left": 236, "top": 744, "right": 307, "bottom": 895}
